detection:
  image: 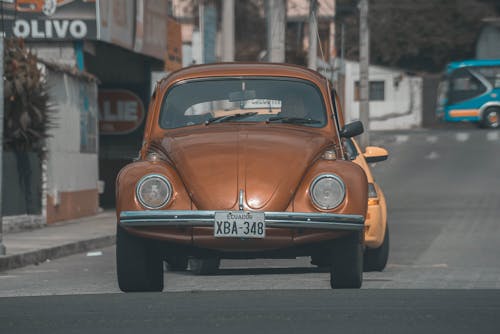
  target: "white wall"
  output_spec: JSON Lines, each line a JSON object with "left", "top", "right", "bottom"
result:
{"left": 45, "top": 71, "right": 99, "bottom": 197}
{"left": 343, "top": 60, "right": 422, "bottom": 130}
{"left": 30, "top": 43, "right": 77, "bottom": 67}
{"left": 476, "top": 25, "right": 500, "bottom": 59}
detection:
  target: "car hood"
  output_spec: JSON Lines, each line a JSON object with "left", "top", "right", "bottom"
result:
{"left": 160, "top": 125, "right": 332, "bottom": 211}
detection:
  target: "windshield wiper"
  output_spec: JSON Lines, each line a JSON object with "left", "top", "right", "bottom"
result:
{"left": 205, "top": 112, "right": 258, "bottom": 125}
{"left": 266, "top": 116, "right": 321, "bottom": 124}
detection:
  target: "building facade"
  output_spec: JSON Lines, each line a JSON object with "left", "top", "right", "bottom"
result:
{"left": 342, "top": 60, "right": 423, "bottom": 130}
{"left": 2, "top": 0, "right": 181, "bottom": 226}
{"left": 43, "top": 63, "right": 99, "bottom": 223}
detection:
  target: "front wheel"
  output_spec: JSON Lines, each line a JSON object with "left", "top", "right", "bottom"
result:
{"left": 330, "top": 232, "right": 363, "bottom": 289}
{"left": 480, "top": 108, "right": 500, "bottom": 129}
{"left": 116, "top": 226, "right": 164, "bottom": 292}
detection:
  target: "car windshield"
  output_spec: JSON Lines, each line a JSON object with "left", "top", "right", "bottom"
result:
{"left": 159, "top": 78, "right": 327, "bottom": 129}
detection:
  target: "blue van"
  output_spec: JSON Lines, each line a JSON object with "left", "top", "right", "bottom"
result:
{"left": 437, "top": 59, "right": 500, "bottom": 128}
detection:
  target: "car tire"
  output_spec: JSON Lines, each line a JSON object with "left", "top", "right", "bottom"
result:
{"left": 364, "top": 224, "right": 390, "bottom": 272}
{"left": 165, "top": 256, "right": 189, "bottom": 272}
{"left": 480, "top": 108, "right": 500, "bottom": 129}
{"left": 330, "top": 231, "right": 363, "bottom": 289}
{"left": 189, "top": 258, "right": 220, "bottom": 275}
{"left": 310, "top": 254, "right": 330, "bottom": 268}
{"left": 116, "top": 226, "right": 164, "bottom": 292}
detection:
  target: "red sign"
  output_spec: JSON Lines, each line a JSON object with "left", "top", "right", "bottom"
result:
{"left": 98, "top": 90, "right": 145, "bottom": 135}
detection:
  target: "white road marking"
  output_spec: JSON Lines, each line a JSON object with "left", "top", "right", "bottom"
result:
{"left": 19, "top": 269, "right": 58, "bottom": 274}
{"left": 0, "top": 275, "right": 18, "bottom": 279}
{"left": 388, "top": 264, "right": 449, "bottom": 269}
{"left": 456, "top": 132, "right": 470, "bottom": 142}
{"left": 395, "top": 135, "right": 409, "bottom": 143}
{"left": 86, "top": 251, "right": 103, "bottom": 257}
{"left": 426, "top": 136, "right": 438, "bottom": 144}
{"left": 486, "top": 131, "right": 499, "bottom": 141}
{"left": 425, "top": 151, "right": 440, "bottom": 160}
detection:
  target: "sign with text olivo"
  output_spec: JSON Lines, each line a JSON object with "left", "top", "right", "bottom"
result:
{"left": 98, "top": 90, "right": 145, "bottom": 135}
{"left": 1, "top": 0, "right": 97, "bottom": 40}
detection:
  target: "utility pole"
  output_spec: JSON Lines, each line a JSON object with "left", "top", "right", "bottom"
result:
{"left": 358, "top": 0, "right": 370, "bottom": 149}
{"left": 221, "top": 0, "right": 235, "bottom": 62}
{"left": 265, "top": 0, "right": 286, "bottom": 63}
{"left": 198, "top": 1, "right": 205, "bottom": 64}
{"left": 202, "top": 1, "right": 217, "bottom": 63}
{"left": 308, "top": 0, "right": 318, "bottom": 70}
{"left": 338, "top": 22, "right": 346, "bottom": 107}
{"left": 0, "top": 36, "right": 5, "bottom": 255}
{"left": 329, "top": 3, "right": 336, "bottom": 83}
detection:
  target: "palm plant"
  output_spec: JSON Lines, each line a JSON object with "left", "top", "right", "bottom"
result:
{"left": 3, "top": 38, "right": 53, "bottom": 154}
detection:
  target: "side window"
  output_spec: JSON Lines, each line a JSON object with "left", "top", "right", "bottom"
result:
{"left": 476, "top": 66, "right": 500, "bottom": 88}
{"left": 448, "top": 68, "right": 487, "bottom": 104}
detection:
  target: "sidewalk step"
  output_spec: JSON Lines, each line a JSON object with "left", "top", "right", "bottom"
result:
{"left": 0, "top": 235, "right": 115, "bottom": 271}
{"left": 0, "top": 211, "right": 116, "bottom": 272}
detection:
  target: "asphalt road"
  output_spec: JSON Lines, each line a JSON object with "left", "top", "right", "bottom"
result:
{"left": 0, "top": 128, "right": 499, "bottom": 332}
{"left": 1, "top": 290, "right": 499, "bottom": 334}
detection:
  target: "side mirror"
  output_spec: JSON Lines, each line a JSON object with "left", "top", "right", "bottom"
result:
{"left": 364, "top": 146, "right": 389, "bottom": 163}
{"left": 340, "top": 120, "right": 364, "bottom": 138}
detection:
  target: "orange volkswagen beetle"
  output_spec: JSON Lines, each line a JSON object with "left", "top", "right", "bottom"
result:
{"left": 116, "top": 63, "right": 369, "bottom": 292}
{"left": 344, "top": 138, "right": 389, "bottom": 271}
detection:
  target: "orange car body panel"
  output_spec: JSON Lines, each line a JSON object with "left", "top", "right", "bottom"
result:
{"left": 351, "top": 140, "right": 388, "bottom": 249}
{"left": 116, "top": 63, "right": 368, "bottom": 252}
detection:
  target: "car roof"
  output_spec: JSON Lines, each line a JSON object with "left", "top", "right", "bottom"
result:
{"left": 157, "top": 62, "right": 328, "bottom": 91}
{"left": 446, "top": 59, "right": 500, "bottom": 73}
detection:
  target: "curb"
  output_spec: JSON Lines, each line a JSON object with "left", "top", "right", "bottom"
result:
{"left": 0, "top": 235, "right": 116, "bottom": 272}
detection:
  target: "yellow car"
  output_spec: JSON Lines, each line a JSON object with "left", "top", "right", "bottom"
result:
{"left": 344, "top": 138, "right": 389, "bottom": 272}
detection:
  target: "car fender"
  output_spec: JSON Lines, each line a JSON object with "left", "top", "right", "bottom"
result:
{"left": 292, "top": 159, "right": 368, "bottom": 217}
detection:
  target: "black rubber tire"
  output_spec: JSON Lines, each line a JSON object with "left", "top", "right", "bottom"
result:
{"left": 189, "top": 258, "right": 220, "bottom": 275}
{"left": 116, "top": 226, "right": 164, "bottom": 292}
{"left": 165, "top": 256, "right": 189, "bottom": 272}
{"left": 310, "top": 254, "right": 330, "bottom": 268}
{"left": 480, "top": 108, "right": 500, "bottom": 129}
{"left": 330, "top": 232, "right": 363, "bottom": 289}
{"left": 364, "top": 224, "right": 390, "bottom": 272}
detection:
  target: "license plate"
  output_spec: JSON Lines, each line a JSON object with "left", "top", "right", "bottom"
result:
{"left": 214, "top": 211, "right": 265, "bottom": 238}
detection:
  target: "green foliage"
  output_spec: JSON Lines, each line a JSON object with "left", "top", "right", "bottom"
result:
{"left": 235, "top": 0, "right": 266, "bottom": 61}
{"left": 3, "top": 38, "right": 53, "bottom": 153}
{"left": 336, "top": 0, "right": 500, "bottom": 72}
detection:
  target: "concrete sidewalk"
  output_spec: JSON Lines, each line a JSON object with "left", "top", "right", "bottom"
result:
{"left": 0, "top": 211, "right": 116, "bottom": 272}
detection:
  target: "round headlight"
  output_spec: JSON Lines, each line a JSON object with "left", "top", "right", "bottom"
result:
{"left": 309, "top": 174, "right": 346, "bottom": 210}
{"left": 136, "top": 174, "right": 172, "bottom": 209}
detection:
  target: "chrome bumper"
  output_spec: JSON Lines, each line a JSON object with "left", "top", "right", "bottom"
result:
{"left": 119, "top": 210, "right": 364, "bottom": 231}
